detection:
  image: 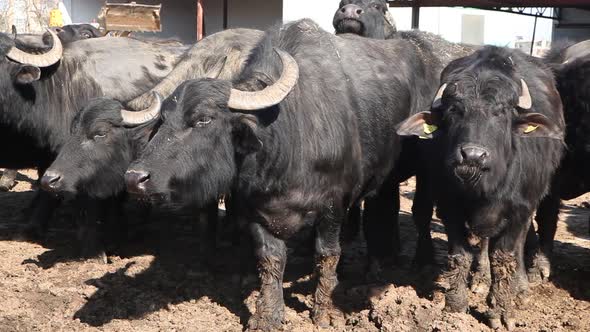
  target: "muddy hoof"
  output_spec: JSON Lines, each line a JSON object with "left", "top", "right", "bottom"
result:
{"left": 487, "top": 312, "right": 515, "bottom": 331}
{"left": 312, "top": 305, "right": 344, "bottom": 328}
{"left": 0, "top": 180, "right": 16, "bottom": 192}
{"left": 247, "top": 312, "right": 284, "bottom": 332}
{"left": 0, "top": 169, "right": 17, "bottom": 191}
{"left": 81, "top": 250, "right": 108, "bottom": 264}
{"left": 365, "top": 259, "right": 385, "bottom": 283}
{"left": 527, "top": 253, "right": 551, "bottom": 285}
{"left": 470, "top": 267, "right": 491, "bottom": 295}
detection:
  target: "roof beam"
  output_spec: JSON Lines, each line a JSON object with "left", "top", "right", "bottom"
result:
{"left": 388, "top": 0, "right": 590, "bottom": 8}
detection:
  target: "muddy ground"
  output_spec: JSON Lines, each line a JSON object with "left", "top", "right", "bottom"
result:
{"left": 1, "top": 169, "right": 589, "bottom": 332}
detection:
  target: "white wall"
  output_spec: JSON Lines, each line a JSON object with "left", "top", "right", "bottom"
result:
{"left": 414, "top": 7, "right": 553, "bottom": 47}
{"left": 283, "top": 0, "right": 339, "bottom": 32}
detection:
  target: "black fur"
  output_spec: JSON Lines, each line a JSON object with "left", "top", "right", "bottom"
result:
{"left": 332, "top": 0, "right": 475, "bottom": 267}
{"left": 532, "top": 40, "right": 590, "bottom": 282}
{"left": 0, "top": 31, "right": 186, "bottom": 238}
{"left": 398, "top": 46, "right": 564, "bottom": 328}
{"left": 127, "top": 19, "right": 440, "bottom": 329}
{"left": 43, "top": 98, "right": 156, "bottom": 198}
{"left": 333, "top": 0, "right": 396, "bottom": 39}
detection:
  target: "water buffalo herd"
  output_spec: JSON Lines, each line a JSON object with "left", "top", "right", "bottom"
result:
{"left": 1, "top": 0, "right": 589, "bottom": 330}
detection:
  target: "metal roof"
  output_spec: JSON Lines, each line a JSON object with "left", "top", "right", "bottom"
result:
{"left": 387, "top": 0, "right": 590, "bottom": 7}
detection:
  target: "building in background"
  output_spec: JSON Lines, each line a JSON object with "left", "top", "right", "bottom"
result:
{"left": 514, "top": 38, "right": 551, "bottom": 57}
{"left": 461, "top": 14, "right": 484, "bottom": 45}
{"left": 0, "top": 0, "right": 588, "bottom": 50}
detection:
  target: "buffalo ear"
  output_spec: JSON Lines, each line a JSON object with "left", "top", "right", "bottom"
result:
{"left": 513, "top": 112, "right": 563, "bottom": 140}
{"left": 396, "top": 111, "right": 440, "bottom": 139}
{"left": 232, "top": 114, "right": 263, "bottom": 154}
{"left": 14, "top": 65, "right": 41, "bottom": 84}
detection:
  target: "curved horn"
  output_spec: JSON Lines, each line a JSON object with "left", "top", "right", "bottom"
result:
{"left": 384, "top": 10, "right": 397, "bottom": 30}
{"left": 6, "top": 28, "right": 63, "bottom": 67}
{"left": 518, "top": 79, "right": 532, "bottom": 109}
{"left": 563, "top": 40, "right": 590, "bottom": 64}
{"left": 227, "top": 48, "right": 299, "bottom": 111}
{"left": 121, "top": 92, "right": 162, "bottom": 126}
{"left": 431, "top": 83, "right": 447, "bottom": 108}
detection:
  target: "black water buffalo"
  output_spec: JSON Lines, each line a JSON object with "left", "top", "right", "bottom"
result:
{"left": 125, "top": 19, "right": 440, "bottom": 330}
{"left": 523, "top": 40, "right": 590, "bottom": 282}
{"left": 397, "top": 46, "right": 564, "bottom": 329}
{"left": 333, "top": 0, "right": 397, "bottom": 39}
{"left": 333, "top": 0, "right": 475, "bottom": 267}
{"left": 50, "top": 24, "right": 103, "bottom": 43}
{"left": 32, "top": 29, "right": 262, "bottom": 257}
{"left": 0, "top": 24, "right": 105, "bottom": 191}
{"left": 0, "top": 29, "right": 187, "bottom": 237}
{"left": 39, "top": 95, "right": 215, "bottom": 254}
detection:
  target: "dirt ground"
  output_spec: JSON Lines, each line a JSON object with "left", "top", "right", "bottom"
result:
{"left": 1, "top": 170, "right": 590, "bottom": 332}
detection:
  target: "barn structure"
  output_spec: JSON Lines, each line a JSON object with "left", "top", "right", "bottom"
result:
{"left": 3, "top": 1, "right": 589, "bottom": 43}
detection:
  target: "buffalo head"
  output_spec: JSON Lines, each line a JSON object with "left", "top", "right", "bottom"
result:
{"left": 397, "top": 47, "right": 563, "bottom": 196}
{"left": 333, "top": 0, "right": 396, "bottom": 39}
{"left": 125, "top": 49, "right": 299, "bottom": 206}
{"left": 40, "top": 94, "right": 161, "bottom": 198}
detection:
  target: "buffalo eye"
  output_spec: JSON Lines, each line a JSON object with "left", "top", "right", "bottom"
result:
{"left": 81, "top": 32, "right": 91, "bottom": 38}
{"left": 195, "top": 116, "right": 212, "bottom": 127}
{"left": 93, "top": 132, "right": 107, "bottom": 140}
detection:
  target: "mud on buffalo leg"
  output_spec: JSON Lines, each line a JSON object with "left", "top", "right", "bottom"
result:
{"left": 530, "top": 192, "right": 559, "bottom": 282}
{"left": 411, "top": 171, "right": 435, "bottom": 266}
{"left": 470, "top": 237, "right": 491, "bottom": 294}
{"left": 0, "top": 169, "right": 18, "bottom": 191}
{"left": 440, "top": 218, "right": 472, "bottom": 313}
{"left": 363, "top": 175, "right": 400, "bottom": 277}
{"left": 312, "top": 203, "right": 344, "bottom": 327}
{"left": 247, "top": 223, "right": 287, "bottom": 331}
{"left": 486, "top": 220, "right": 530, "bottom": 330}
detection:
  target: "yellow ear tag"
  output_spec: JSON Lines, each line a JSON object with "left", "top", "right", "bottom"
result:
{"left": 524, "top": 125, "right": 538, "bottom": 133}
{"left": 419, "top": 123, "right": 438, "bottom": 139}
{"left": 424, "top": 123, "right": 438, "bottom": 134}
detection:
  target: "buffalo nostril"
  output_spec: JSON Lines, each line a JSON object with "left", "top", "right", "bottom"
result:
{"left": 341, "top": 4, "right": 364, "bottom": 18}
{"left": 460, "top": 145, "right": 489, "bottom": 164}
{"left": 125, "top": 170, "right": 150, "bottom": 193}
{"left": 40, "top": 171, "right": 62, "bottom": 191}
{"left": 139, "top": 173, "right": 149, "bottom": 184}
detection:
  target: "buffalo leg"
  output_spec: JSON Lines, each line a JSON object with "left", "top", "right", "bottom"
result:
{"left": 76, "top": 197, "right": 107, "bottom": 262}
{"left": 23, "top": 190, "right": 61, "bottom": 239}
{"left": 470, "top": 237, "right": 491, "bottom": 294}
{"left": 341, "top": 203, "right": 361, "bottom": 243}
{"left": 412, "top": 172, "right": 435, "bottom": 266}
{"left": 531, "top": 193, "right": 559, "bottom": 282}
{"left": 247, "top": 223, "right": 287, "bottom": 331}
{"left": 196, "top": 200, "right": 218, "bottom": 255}
{"left": 363, "top": 175, "right": 399, "bottom": 277}
{"left": 0, "top": 169, "right": 18, "bottom": 191}
{"left": 486, "top": 219, "right": 530, "bottom": 330}
{"left": 441, "top": 218, "right": 472, "bottom": 313}
{"left": 312, "top": 204, "right": 343, "bottom": 327}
